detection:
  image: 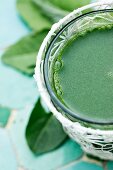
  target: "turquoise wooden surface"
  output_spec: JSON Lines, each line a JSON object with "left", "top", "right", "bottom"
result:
{"left": 0, "top": 0, "right": 113, "bottom": 169}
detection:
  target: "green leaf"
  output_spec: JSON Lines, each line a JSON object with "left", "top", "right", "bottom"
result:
{"left": 26, "top": 99, "right": 67, "bottom": 154}
{"left": 48, "top": 0, "right": 91, "bottom": 11}
{"left": 33, "top": 0, "right": 69, "bottom": 22}
{"left": 2, "top": 30, "right": 48, "bottom": 75}
{"left": 17, "top": 0, "right": 51, "bottom": 31}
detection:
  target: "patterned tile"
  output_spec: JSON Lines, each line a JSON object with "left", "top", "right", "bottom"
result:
{"left": 0, "top": 128, "right": 17, "bottom": 170}
{"left": 0, "top": 0, "right": 37, "bottom": 110}
{"left": 8, "top": 107, "right": 83, "bottom": 170}
{"left": 59, "top": 161, "right": 103, "bottom": 170}
{"left": 107, "top": 161, "right": 113, "bottom": 170}
{"left": 0, "top": 52, "right": 38, "bottom": 109}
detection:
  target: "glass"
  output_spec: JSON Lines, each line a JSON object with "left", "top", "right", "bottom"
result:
{"left": 36, "top": 3, "right": 113, "bottom": 160}
{"left": 43, "top": 9, "right": 113, "bottom": 129}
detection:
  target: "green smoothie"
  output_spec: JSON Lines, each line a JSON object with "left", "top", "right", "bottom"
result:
{"left": 52, "top": 26, "right": 113, "bottom": 123}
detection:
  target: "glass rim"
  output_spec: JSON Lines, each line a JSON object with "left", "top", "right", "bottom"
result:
{"left": 43, "top": 8, "right": 113, "bottom": 125}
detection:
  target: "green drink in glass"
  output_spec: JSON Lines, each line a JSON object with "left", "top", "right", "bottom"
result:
{"left": 36, "top": 3, "right": 113, "bottom": 159}
{"left": 52, "top": 25, "right": 113, "bottom": 129}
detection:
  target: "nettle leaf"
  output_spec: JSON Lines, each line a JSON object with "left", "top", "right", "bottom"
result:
{"left": 17, "top": 0, "right": 51, "bottom": 31}
{"left": 26, "top": 99, "right": 67, "bottom": 154}
{"left": 33, "top": 0, "right": 69, "bottom": 23}
{"left": 2, "top": 30, "right": 48, "bottom": 75}
{"left": 48, "top": 0, "right": 91, "bottom": 11}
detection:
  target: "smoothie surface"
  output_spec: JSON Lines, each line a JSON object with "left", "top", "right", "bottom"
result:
{"left": 53, "top": 27, "right": 113, "bottom": 122}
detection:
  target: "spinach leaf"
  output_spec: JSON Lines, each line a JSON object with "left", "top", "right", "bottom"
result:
{"left": 2, "top": 30, "right": 48, "bottom": 75}
{"left": 48, "top": 0, "right": 91, "bottom": 11}
{"left": 17, "top": 0, "right": 51, "bottom": 31}
{"left": 26, "top": 99, "right": 67, "bottom": 154}
{"left": 33, "top": 0, "right": 69, "bottom": 22}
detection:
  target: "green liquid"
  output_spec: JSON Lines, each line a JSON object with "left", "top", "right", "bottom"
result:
{"left": 53, "top": 27, "right": 113, "bottom": 123}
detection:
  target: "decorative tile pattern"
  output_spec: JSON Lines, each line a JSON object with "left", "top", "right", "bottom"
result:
{"left": 8, "top": 107, "right": 83, "bottom": 170}
{"left": 0, "top": 51, "right": 38, "bottom": 109}
{"left": 59, "top": 161, "right": 103, "bottom": 170}
{"left": 0, "top": 128, "right": 17, "bottom": 170}
{"left": 107, "top": 161, "right": 113, "bottom": 170}
{"left": 0, "top": 0, "right": 37, "bottom": 109}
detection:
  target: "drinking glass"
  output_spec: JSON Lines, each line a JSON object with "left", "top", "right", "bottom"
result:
{"left": 35, "top": 1, "right": 113, "bottom": 160}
